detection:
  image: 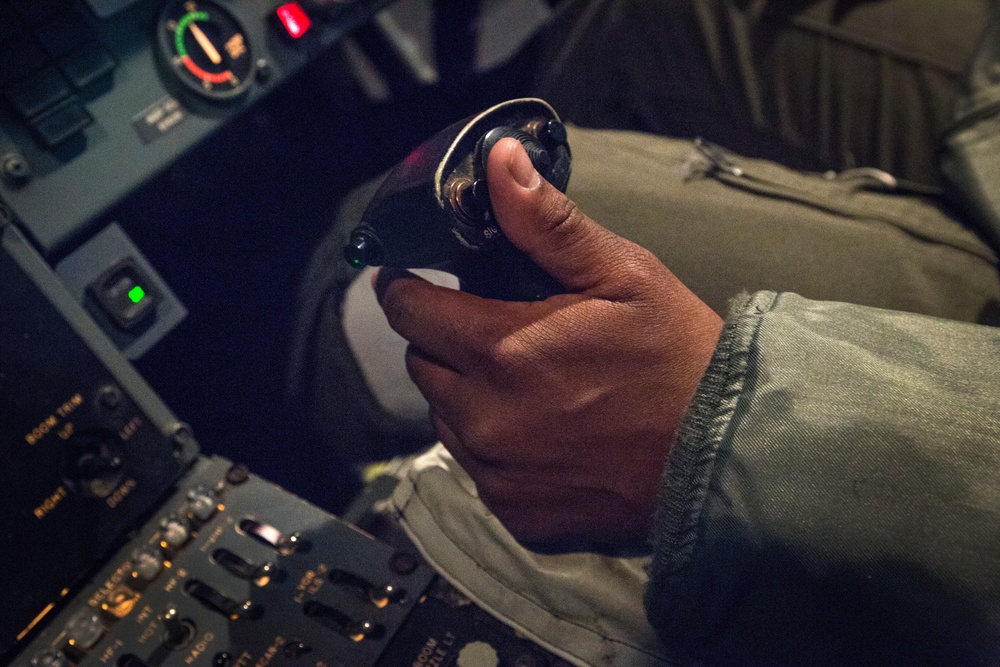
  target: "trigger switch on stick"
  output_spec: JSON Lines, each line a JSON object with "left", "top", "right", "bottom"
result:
{"left": 344, "top": 229, "right": 384, "bottom": 268}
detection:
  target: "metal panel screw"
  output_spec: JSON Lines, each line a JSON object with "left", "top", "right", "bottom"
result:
{"left": 98, "top": 384, "right": 122, "bottom": 409}
{"left": 2, "top": 153, "right": 31, "bottom": 186}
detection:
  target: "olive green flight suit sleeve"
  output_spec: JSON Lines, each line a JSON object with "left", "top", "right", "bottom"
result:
{"left": 646, "top": 291, "right": 1000, "bottom": 665}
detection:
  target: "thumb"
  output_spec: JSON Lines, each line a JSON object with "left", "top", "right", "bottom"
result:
{"left": 487, "top": 137, "right": 651, "bottom": 297}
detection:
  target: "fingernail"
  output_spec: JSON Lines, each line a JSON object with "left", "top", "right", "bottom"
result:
{"left": 508, "top": 143, "right": 541, "bottom": 189}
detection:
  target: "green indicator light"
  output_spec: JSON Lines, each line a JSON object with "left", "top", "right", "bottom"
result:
{"left": 128, "top": 286, "right": 146, "bottom": 303}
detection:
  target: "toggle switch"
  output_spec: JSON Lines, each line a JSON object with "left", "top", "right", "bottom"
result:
{"left": 212, "top": 652, "right": 234, "bottom": 667}
{"left": 184, "top": 580, "right": 262, "bottom": 620}
{"left": 238, "top": 518, "right": 309, "bottom": 555}
{"left": 367, "top": 583, "right": 406, "bottom": 608}
{"left": 282, "top": 640, "right": 312, "bottom": 658}
{"left": 302, "top": 600, "right": 384, "bottom": 642}
{"left": 212, "top": 548, "right": 276, "bottom": 586}
{"left": 327, "top": 569, "right": 406, "bottom": 608}
{"left": 161, "top": 605, "right": 195, "bottom": 649}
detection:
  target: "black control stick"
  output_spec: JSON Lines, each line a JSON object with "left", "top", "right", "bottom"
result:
{"left": 344, "top": 98, "right": 572, "bottom": 301}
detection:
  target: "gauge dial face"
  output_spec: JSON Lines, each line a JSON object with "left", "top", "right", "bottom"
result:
{"left": 158, "top": 0, "right": 254, "bottom": 101}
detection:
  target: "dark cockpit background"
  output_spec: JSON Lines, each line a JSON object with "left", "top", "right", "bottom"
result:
{"left": 0, "top": 0, "right": 558, "bottom": 515}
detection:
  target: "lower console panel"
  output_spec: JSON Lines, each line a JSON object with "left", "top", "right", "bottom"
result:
{"left": 14, "top": 456, "right": 570, "bottom": 667}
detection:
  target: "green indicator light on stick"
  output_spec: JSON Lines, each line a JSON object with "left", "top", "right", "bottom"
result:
{"left": 128, "top": 286, "right": 146, "bottom": 303}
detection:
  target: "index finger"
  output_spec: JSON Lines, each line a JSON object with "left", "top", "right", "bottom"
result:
{"left": 374, "top": 267, "right": 520, "bottom": 374}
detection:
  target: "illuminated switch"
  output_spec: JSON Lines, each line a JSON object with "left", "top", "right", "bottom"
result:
{"left": 131, "top": 547, "right": 164, "bottom": 583}
{"left": 328, "top": 569, "right": 406, "bottom": 608}
{"left": 275, "top": 3, "right": 311, "bottom": 39}
{"left": 212, "top": 548, "right": 276, "bottom": 586}
{"left": 238, "top": 518, "right": 309, "bottom": 555}
{"left": 159, "top": 516, "right": 190, "bottom": 550}
{"left": 29, "top": 650, "right": 68, "bottom": 667}
{"left": 302, "top": 601, "right": 384, "bottom": 642}
{"left": 368, "top": 583, "right": 406, "bottom": 608}
{"left": 86, "top": 257, "right": 161, "bottom": 332}
{"left": 99, "top": 584, "right": 139, "bottom": 619}
{"left": 63, "top": 610, "right": 105, "bottom": 651}
{"left": 186, "top": 487, "right": 218, "bottom": 523}
{"left": 184, "top": 580, "right": 261, "bottom": 620}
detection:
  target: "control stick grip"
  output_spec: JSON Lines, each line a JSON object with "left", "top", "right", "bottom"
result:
{"left": 343, "top": 98, "right": 571, "bottom": 302}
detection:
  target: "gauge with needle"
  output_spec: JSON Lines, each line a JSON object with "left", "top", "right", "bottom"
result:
{"left": 189, "top": 22, "right": 222, "bottom": 65}
{"left": 157, "top": 0, "right": 254, "bottom": 102}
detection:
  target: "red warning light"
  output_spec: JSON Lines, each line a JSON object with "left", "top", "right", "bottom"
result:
{"left": 276, "top": 3, "right": 311, "bottom": 39}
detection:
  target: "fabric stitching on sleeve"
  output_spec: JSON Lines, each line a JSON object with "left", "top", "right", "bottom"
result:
{"left": 646, "top": 290, "right": 774, "bottom": 620}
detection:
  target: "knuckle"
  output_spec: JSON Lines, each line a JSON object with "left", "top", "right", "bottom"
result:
{"left": 612, "top": 244, "right": 670, "bottom": 297}
{"left": 609, "top": 236, "right": 655, "bottom": 272}
{"left": 458, "top": 413, "right": 511, "bottom": 465}
{"left": 541, "top": 192, "right": 583, "bottom": 233}
{"left": 540, "top": 195, "right": 660, "bottom": 287}
{"left": 541, "top": 197, "right": 589, "bottom": 253}
{"left": 621, "top": 247, "right": 660, "bottom": 281}
{"left": 487, "top": 334, "right": 536, "bottom": 377}
{"left": 462, "top": 419, "right": 499, "bottom": 459}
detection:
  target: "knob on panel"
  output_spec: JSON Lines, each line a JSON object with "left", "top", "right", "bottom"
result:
{"left": 29, "top": 650, "right": 68, "bottom": 667}
{"left": 63, "top": 610, "right": 105, "bottom": 651}
{"left": 63, "top": 428, "right": 124, "bottom": 498}
{"left": 159, "top": 515, "right": 191, "bottom": 550}
{"left": 185, "top": 487, "right": 218, "bottom": 523}
{"left": 131, "top": 548, "right": 165, "bottom": 583}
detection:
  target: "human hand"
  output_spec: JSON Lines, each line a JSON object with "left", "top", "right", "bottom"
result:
{"left": 375, "top": 138, "right": 724, "bottom": 545}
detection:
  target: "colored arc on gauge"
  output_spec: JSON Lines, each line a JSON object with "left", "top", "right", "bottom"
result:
{"left": 157, "top": 0, "right": 253, "bottom": 101}
{"left": 175, "top": 11, "right": 233, "bottom": 84}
